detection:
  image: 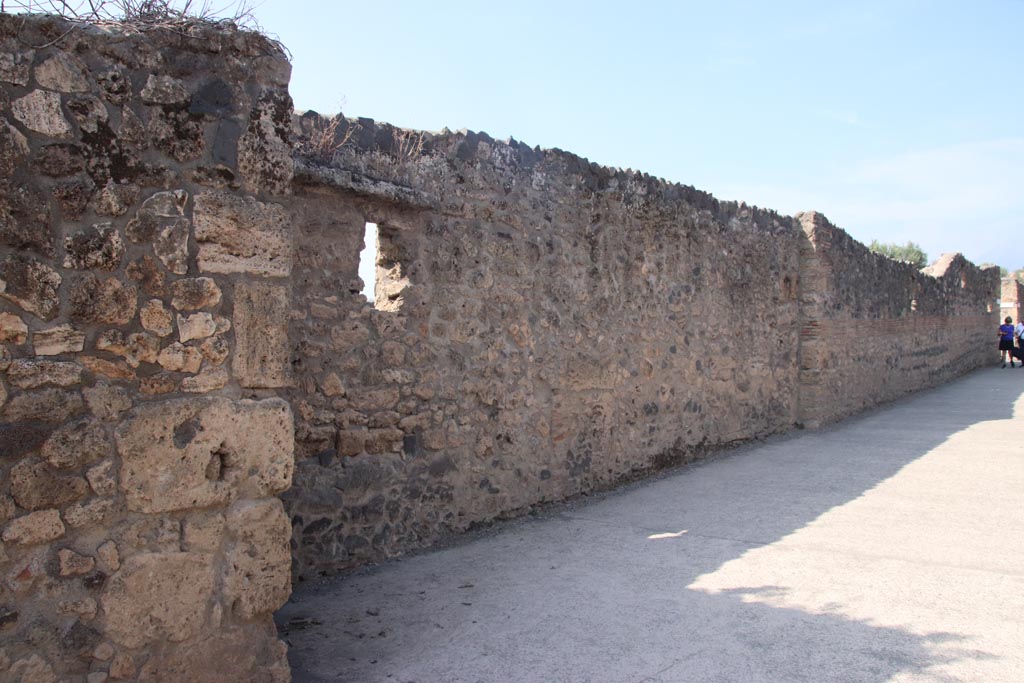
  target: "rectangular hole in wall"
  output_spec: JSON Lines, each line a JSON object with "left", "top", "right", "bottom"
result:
{"left": 359, "top": 221, "right": 378, "bottom": 304}
{"left": 359, "top": 220, "right": 410, "bottom": 311}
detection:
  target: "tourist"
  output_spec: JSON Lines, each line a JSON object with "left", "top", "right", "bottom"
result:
{"left": 998, "top": 317, "right": 1016, "bottom": 368}
{"left": 1016, "top": 318, "right": 1024, "bottom": 366}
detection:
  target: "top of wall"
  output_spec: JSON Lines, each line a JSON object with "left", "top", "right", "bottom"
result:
{"left": 292, "top": 112, "right": 991, "bottom": 287}
{"left": 800, "top": 209, "right": 995, "bottom": 282}
{"left": 291, "top": 111, "right": 798, "bottom": 238}
{"left": 1, "top": 13, "right": 287, "bottom": 80}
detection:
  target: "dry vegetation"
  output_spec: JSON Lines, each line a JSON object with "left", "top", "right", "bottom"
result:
{"left": 298, "top": 114, "right": 359, "bottom": 165}
{"left": 0, "top": 0, "right": 261, "bottom": 29}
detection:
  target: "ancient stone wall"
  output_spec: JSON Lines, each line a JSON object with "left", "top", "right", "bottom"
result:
{"left": 797, "top": 212, "right": 997, "bottom": 427}
{"left": 0, "top": 15, "right": 295, "bottom": 682}
{"left": 283, "top": 119, "right": 795, "bottom": 576}
{"left": 0, "top": 13, "right": 1001, "bottom": 677}
{"left": 283, "top": 120, "right": 997, "bottom": 578}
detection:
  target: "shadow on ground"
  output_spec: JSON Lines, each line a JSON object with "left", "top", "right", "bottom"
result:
{"left": 277, "top": 368, "right": 1024, "bottom": 682}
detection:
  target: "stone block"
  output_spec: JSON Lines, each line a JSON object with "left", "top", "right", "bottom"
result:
{"left": 129, "top": 628, "right": 289, "bottom": 683}
{"left": 0, "top": 255, "right": 62, "bottom": 320}
{"left": 155, "top": 218, "right": 191, "bottom": 275}
{"left": 171, "top": 277, "right": 222, "bottom": 311}
{"left": 238, "top": 88, "right": 294, "bottom": 196}
{"left": 6, "top": 359, "right": 82, "bottom": 389}
{"left": 0, "top": 185, "right": 54, "bottom": 255}
{"left": 32, "top": 142, "right": 84, "bottom": 178}
{"left": 9, "top": 459, "right": 90, "bottom": 511}
{"left": 33, "top": 142, "right": 85, "bottom": 177}
{"left": 81, "top": 356, "right": 135, "bottom": 380}
{"left": 0, "top": 120, "right": 30, "bottom": 175}
{"left": 58, "top": 597, "right": 98, "bottom": 619}
{"left": 336, "top": 429, "right": 365, "bottom": 457}
{"left": 125, "top": 255, "right": 166, "bottom": 296}
{"left": 108, "top": 652, "right": 135, "bottom": 679}
{"left": 63, "top": 224, "right": 125, "bottom": 270}
{"left": 200, "top": 335, "right": 230, "bottom": 365}
{"left": 42, "top": 418, "right": 111, "bottom": 469}
{"left": 0, "top": 423, "right": 50, "bottom": 459}
{"left": 194, "top": 190, "right": 291, "bottom": 277}
{"left": 126, "top": 191, "right": 190, "bottom": 275}
{"left": 34, "top": 52, "right": 90, "bottom": 92}
{"left": 116, "top": 397, "right": 294, "bottom": 513}
{"left": 177, "top": 312, "right": 216, "bottom": 342}
{"left": 69, "top": 275, "right": 137, "bottom": 325}
{"left": 52, "top": 177, "right": 94, "bottom": 219}
{"left": 93, "top": 642, "right": 114, "bottom": 661}
{"left": 381, "top": 340, "right": 407, "bottom": 366}
{"left": 2, "top": 388, "right": 84, "bottom": 423}
{"left": 8, "top": 654, "right": 57, "bottom": 683}
{"left": 156, "top": 342, "right": 203, "bottom": 373}
{"left": 180, "top": 367, "right": 228, "bottom": 393}
{"left": 11, "top": 90, "right": 72, "bottom": 138}
{"left": 0, "top": 49, "right": 33, "bottom": 86}
{"left": 140, "top": 299, "right": 174, "bottom": 336}
{"left": 139, "top": 373, "right": 178, "bottom": 395}
{"left": 0, "top": 312, "right": 27, "bottom": 344}
{"left": 359, "top": 388, "right": 400, "bottom": 411}
{"left": 83, "top": 384, "right": 131, "bottom": 420}
{"left": 85, "top": 459, "right": 117, "bottom": 496}
{"left": 96, "top": 330, "right": 160, "bottom": 367}
{"left": 321, "top": 372, "right": 345, "bottom": 397}
{"left": 233, "top": 280, "right": 290, "bottom": 388}
{"left": 67, "top": 94, "right": 109, "bottom": 134}
{"left": 329, "top": 320, "right": 371, "bottom": 350}
{"left": 2, "top": 509, "right": 65, "bottom": 545}
{"left": 100, "top": 552, "right": 215, "bottom": 649}
{"left": 150, "top": 113, "right": 203, "bottom": 164}
{"left": 365, "top": 428, "right": 404, "bottom": 454}
{"left": 95, "top": 540, "right": 119, "bottom": 573}
{"left": 58, "top": 548, "right": 95, "bottom": 576}
{"left": 140, "top": 75, "right": 189, "bottom": 105}
{"left": 90, "top": 181, "right": 139, "bottom": 216}
{"left": 223, "top": 499, "right": 291, "bottom": 618}
{"left": 33, "top": 324, "right": 85, "bottom": 355}
{"left": 0, "top": 494, "right": 15, "bottom": 523}
{"left": 63, "top": 498, "right": 114, "bottom": 529}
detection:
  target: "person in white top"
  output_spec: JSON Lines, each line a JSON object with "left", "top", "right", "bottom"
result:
{"left": 1016, "top": 319, "right": 1024, "bottom": 365}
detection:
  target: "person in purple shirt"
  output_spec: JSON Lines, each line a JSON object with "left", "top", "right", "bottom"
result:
{"left": 998, "top": 317, "right": 1016, "bottom": 368}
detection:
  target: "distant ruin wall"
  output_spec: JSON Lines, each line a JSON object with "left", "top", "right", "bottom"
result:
{"left": 1001, "top": 277, "right": 1023, "bottom": 326}
{"left": 283, "top": 118, "right": 998, "bottom": 577}
{"left": 0, "top": 15, "right": 294, "bottom": 682}
{"left": 797, "top": 213, "right": 996, "bottom": 427}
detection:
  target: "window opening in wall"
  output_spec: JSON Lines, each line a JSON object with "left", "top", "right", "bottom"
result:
{"left": 358, "top": 221, "right": 378, "bottom": 304}
{"left": 358, "top": 220, "right": 410, "bottom": 312}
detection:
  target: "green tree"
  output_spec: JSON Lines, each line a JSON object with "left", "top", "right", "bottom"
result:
{"left": 868, "top": 240, "right": 928, "bottom": 269}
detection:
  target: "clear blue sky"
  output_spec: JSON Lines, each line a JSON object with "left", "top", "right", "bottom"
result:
{"left": 250, "top": 0, "right": 1024, "bottom": 271}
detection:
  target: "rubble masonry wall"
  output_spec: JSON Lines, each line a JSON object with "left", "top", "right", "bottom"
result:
{"left": 282, "top": 120, "right": 997, "bottom": 577}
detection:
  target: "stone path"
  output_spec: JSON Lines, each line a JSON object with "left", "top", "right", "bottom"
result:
{"left": 277, "top": 367, "right": 1024, "bottom": 683}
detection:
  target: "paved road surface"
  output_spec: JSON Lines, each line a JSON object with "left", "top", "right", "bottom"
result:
{"left": 278, "top": 368, "right": 1024, "bottom": 683}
